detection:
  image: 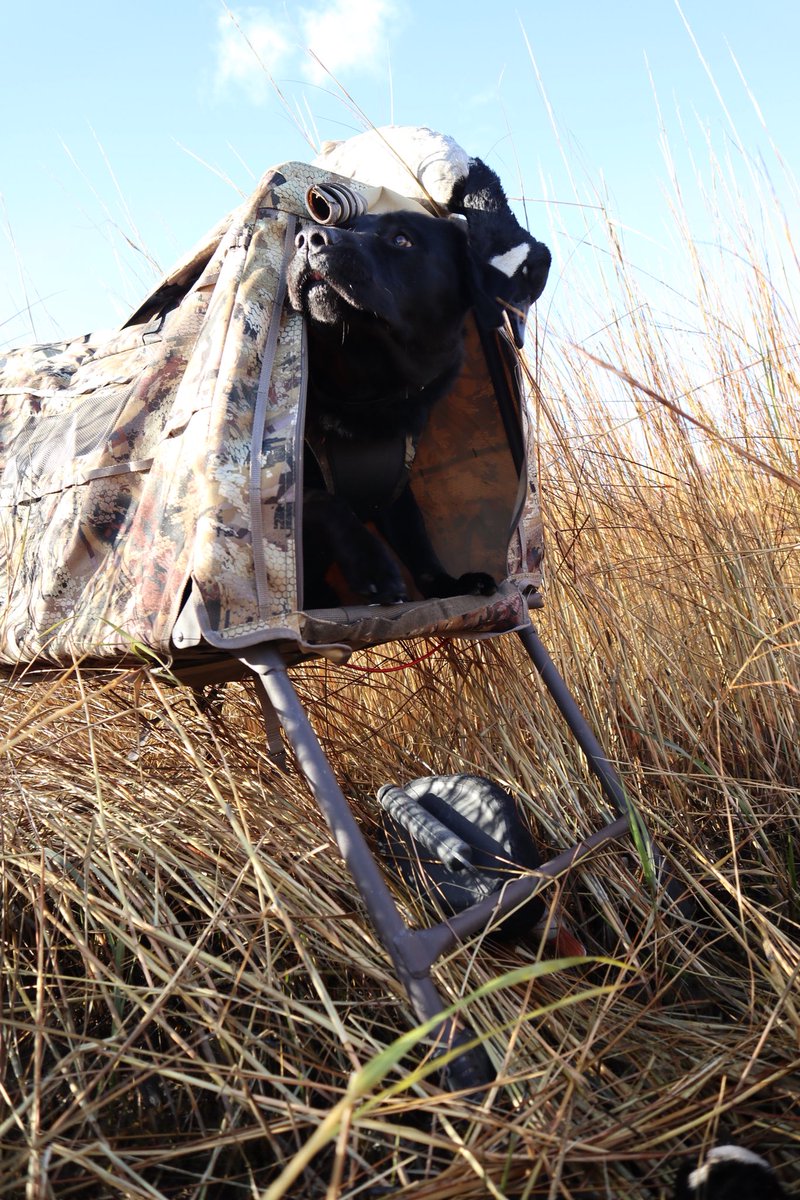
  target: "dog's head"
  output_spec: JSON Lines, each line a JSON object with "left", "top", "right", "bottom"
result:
{"left": 287, "top": 211, "right": 475, "bottom": 422}
{"left": 288, "top": 210, "right": 472, "bottom": 330}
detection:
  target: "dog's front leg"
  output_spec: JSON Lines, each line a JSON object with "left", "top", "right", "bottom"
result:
{"left": 376, "top": 485, "right": 496, "bottom": 600}
{"left": 303, "top": 489, "right": 409, "bottom": 606}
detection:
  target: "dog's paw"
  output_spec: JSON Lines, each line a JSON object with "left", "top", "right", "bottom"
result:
{"left": 419, "top": 571, "right": 497, "bottom": 599}
{"left": 346, "top": 549, "right": 409, "bottom": 606}
{"left": 456, "top": 571, "right": 497, "bottom": 596}
{"left": 364, "top": 579, "right": 409, "bottom": 606}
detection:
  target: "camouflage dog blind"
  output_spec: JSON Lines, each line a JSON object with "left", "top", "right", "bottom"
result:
{"left": 0, "top": 161, "right": 543, "bottom": 670}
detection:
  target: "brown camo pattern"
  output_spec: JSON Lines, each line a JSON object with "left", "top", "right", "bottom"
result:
{"left": 0, "top": 162, "right": 542, "bottom": 667}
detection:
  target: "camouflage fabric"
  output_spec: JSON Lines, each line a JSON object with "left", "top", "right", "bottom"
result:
{"left": 0, "top": 162, "right": 543, "bottom": 669}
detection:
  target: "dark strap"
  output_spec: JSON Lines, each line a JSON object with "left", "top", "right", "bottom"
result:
{"left": 474, "top": 321, "right": 525, "bottom": 475}
{"left": 306, "top": 425, "right": 417, "bottom": 516}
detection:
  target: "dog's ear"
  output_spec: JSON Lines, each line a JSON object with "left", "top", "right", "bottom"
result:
{"left": 463, "top": 233, "right": 508, "bottom": 332}
{"left": 443, "top": 215, "right": 493, "bottom": 324}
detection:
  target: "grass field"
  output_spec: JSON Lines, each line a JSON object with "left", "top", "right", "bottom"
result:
{"left": 2, "top": 143, "right": 799, "bottom": 1197}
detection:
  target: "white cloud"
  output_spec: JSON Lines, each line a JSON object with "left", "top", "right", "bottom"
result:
{"left": 215, "top": 1, "right": 400, "bottom": 101}
{"left": 301, "top": 0, "right": 397, "bottom": 84}
{"left": 215, "top": 8, "right": 295, "bottom": 104}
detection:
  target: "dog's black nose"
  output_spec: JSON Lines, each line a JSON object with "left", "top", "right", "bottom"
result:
{"left": 295, "top": 227, "right": 338, "bottom": 252}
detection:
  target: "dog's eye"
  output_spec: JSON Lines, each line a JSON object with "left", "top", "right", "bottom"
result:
{"left": 391, "top": 231, "right": 413, "bottom": 248}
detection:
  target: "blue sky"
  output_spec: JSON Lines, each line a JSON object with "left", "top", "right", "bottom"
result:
{"left": 2, "top": 1, "right": 798, "bottom": 348}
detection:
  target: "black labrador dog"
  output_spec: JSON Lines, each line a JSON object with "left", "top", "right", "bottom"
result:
{"left": 287, "top": 210, "right": 497, "bottom": 608}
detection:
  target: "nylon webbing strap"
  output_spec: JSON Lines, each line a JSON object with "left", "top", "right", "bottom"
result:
{"left": 305, "top": 425, "right": 416, "bottom": 515}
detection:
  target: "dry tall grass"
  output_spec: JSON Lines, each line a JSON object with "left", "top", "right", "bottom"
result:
{"left": 2, "top": 146, "right": 799, "bottom": 1197}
